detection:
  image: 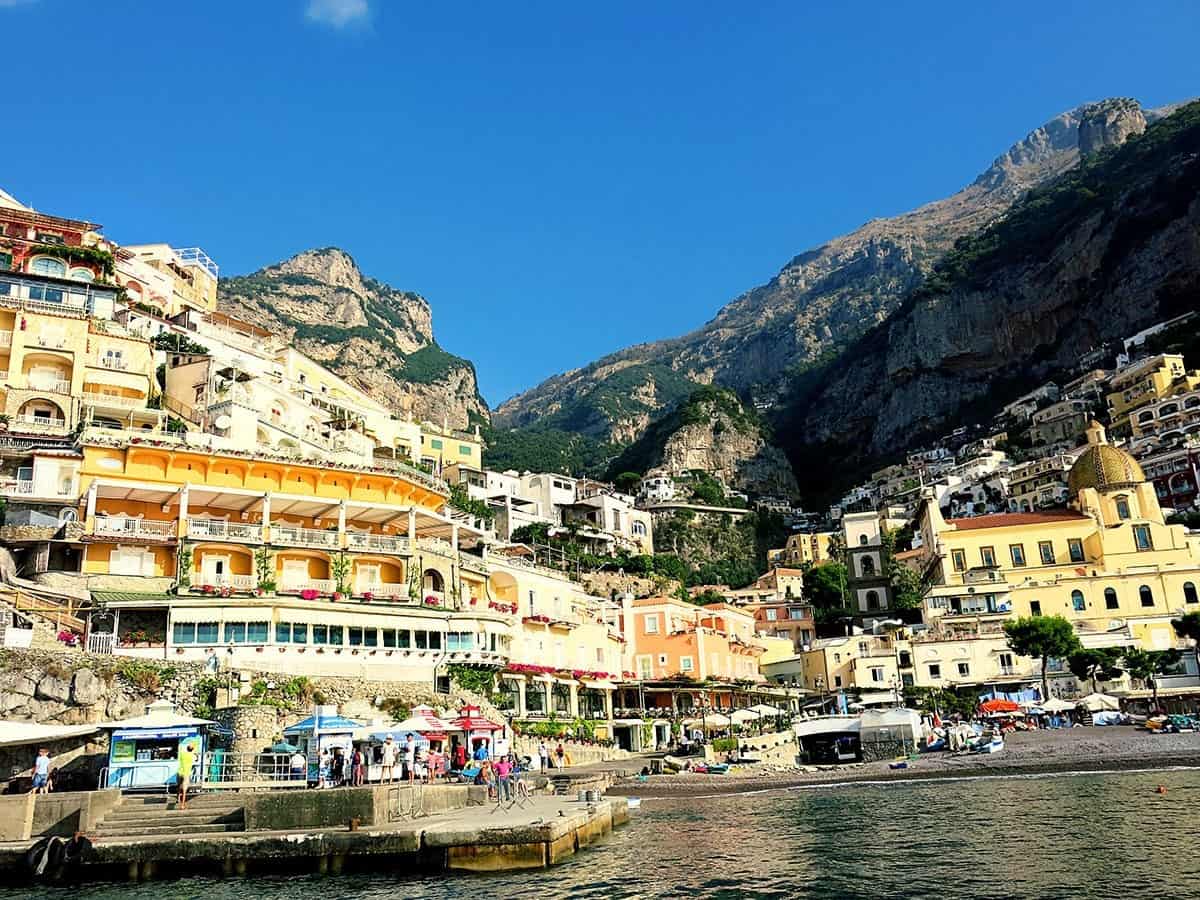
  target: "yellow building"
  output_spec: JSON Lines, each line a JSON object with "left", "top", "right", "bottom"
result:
{"left": 795, "top": 633, "right": 901, "bottom": 695}
{"left": 120, "top": 244, "right": 218, "bottom": 315}
{"left": 768, "top": 531, "right": 836, "bottom": 567}
{"left": 414, "top": 421, "right": 484, "bottom": 472}
{"left": 1106, "top": 354, "right": 1200, "bottom": 437}
{"left": 916, "top": 421, "right": 1200, "bottom": 655}
{"left": 0, "top": 272, "right": 157, "bottom": 437}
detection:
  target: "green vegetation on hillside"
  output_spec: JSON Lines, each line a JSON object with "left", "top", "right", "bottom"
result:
{"left": 481, "top": 422, "right": 617, "bottom": 477}
{"left": 525, "top": 363, "right": 701, "bottom": 437}
{"left": 395, "top": 342, "right": 475, "bottom": 385}
{"left": 604, "top": 385, "right": 762, "bottom": 480}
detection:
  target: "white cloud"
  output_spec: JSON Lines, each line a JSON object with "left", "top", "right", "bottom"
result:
{"left": 0, "top": 0, "right": 39, "bottom": 8}
{"left": 305, "top": 0, "right": 369, "bottom": 28}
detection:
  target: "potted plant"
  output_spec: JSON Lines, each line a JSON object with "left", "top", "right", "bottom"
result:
{"left": 331, "top": 591, "right": 344, "bottom": 602}
{"left": 362, "top": 590, "right": 375, "bottom": 602}
{"left": 301, "top": 588, "right": 319, "bottom": 601}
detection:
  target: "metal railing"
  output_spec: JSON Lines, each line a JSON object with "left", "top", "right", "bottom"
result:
{"left": 100, "top": 357, "right": 131, "bottom": 370}
{"left": 0, "top": 332, "right": 11, "bottom": 348}
{"left": 273, "top": 524, "right": 340, "bottom": 549}
{"left": 28, "top": 377, "right": 72, "bottom": 394}
{"left": 202, "top": 752, "right": 307, "bottom": 787}
{"left": 354, "top": 581, "right": 407, "bottom": 598}
{"left": 12, "top": 414, "right": 67, "bottom": 431}
{"left": 196, "top": 573, "right": 258, "bottom": 591}
{"left": 93, "top": 514, "right": 176, "bottom": 540}
{"left": 346, "top": 531, "right": 409, "bottom": 553}
{"left": 280, "top": 578, "right": 337, "bottom": 594}
{"left": 188, "top": 517, "right": 261, "bottom": 542}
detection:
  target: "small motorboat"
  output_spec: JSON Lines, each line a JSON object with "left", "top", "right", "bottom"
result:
{"left": 889, "top": 761, "right": 909, "bottom": 770}
{"left": 972, "top": 737, "right": 1004, "bottom": 754}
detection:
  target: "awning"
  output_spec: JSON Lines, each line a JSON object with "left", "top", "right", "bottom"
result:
{"left": 979, "top": 699, "right": 1021, "bottom": 714}
{"left": 0, "top": 721, "right": 100, "bottom": 748}
{"left": 284, "top": 714, "right": 363, "bottom": 734}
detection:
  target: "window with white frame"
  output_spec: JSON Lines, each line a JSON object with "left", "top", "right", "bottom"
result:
{"left": 644, "top": 614, "right": 659, "bottom": 634}
{"left": 680, "top": 656, "right": 694, "bottom": 672}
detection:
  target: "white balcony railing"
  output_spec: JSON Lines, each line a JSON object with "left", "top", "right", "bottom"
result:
{"left": 272, "top": 524, "right": 339, "bottom": 550}
{"left": 92, "top": 515, "right": 176, "bottom": 540}
{"left": 100, "top": 357, "right": 130, "bottom": 371}
{"left": 3, "top": 480, "right": 34, "bottom": 495}
{"left": 187, "top": 518, "right": 262, "bottom": 542}
{"left": 0, "top": 331, "right": 12, "bottom": 348}
{"left": 353, "top": 581, "right": 407, "bottom": 598}
{"left": 82, "top": 392, "right": 147, "bottom": 410}
{"left": 280, "top": 578, "right": 336, "bottom": 595}
{"left": 28, "top": 378, "right": 72, "bottom": 394}
{"left": 197, "top": 573, "right": 258, "bottom": 591}
{"left": 0, "top": 479, "right": 74, "bottom": 498}
{"left": 11, "top": 414, "right": 67, "bottom": 431}
{"left": 346, "top": 531, "right": 409, "bottom": 554}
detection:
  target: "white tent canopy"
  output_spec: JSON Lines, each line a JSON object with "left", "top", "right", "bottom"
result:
{"left": 683, "top": 713, "right": 732, "bottom": 730}
{"left": 750, "top": 704, "right": 784, "bottom": 716}
{"left": 0, "top": 721, "right": 101, "bottom": 748}
{"left": 729, "top": 709, "right": 761, "bottom": 725}
{"left": 1040, "top": 698, "right": 1077, "bottom": 713}
{"left": 1077, "top": 693, "right": 1121, "bottom": 712}
{"left": 100, "top": 699, "right": 214, "bottom": 730}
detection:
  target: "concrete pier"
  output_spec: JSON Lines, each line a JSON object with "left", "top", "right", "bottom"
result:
{"left": 0, "top": 793, "right": 629, "bottom": 883}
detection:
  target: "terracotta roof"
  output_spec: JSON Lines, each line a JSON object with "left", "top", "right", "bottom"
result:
{"left": 946, "top": 510, "right": 1088, "bottom": 530}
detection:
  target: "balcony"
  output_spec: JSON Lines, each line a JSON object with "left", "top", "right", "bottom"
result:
{"left": 272, "top": 524, "right": 339, "bottom": 550}
{"left": 100, "top": 357, "right": 131, "bottom": 371}
{"left": 279, "top": 577, "right": 337, "bottom": 595}
{"left": 82, "top": 392, "right": 149, "bottom": 410}
{"left": 194, "top": 573, "right": 258, "bottom": 592}
{"left": 346, "top": 531, "right": 409, "bottom": 554}
{"left": 0, "top": 331, "right": 11, "bottom": 349}
{"left": 187, "top": 517, "right": 262, "bottom": 543}
{"left": 459, "top": 552, "right": 489, "bottom": 573}
{"left": 92, "top": 514, "right": 176, "bottom": 542}
{"left": 354, "top": 581, "right": 408, "bottom": 599}
{"left": 0, "top": 479, "right": 74, "bottom": 499}
{"left": 10, "top": 414, "right": 68, "bottom": 434}
{"left": 27, "top": 377, "right": 72, "bottom": 395}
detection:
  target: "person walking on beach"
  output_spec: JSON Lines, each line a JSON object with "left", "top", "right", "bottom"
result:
{"left": 176, "top": 741, "right": 197, "bottom": 810}
{"left": 539, "top": 740, "right": 550, "bottom": 771}
{"left": 381, "top": 735, "right": 397, "bottom": 783}
{"left": 30, "top": 748, "right": 51, "bottom": 795}
{"left": 555, "top": 741, "right": 566, "bottom": 769}
{"left": 404, "top": 734, "right": 417, "bottom": 784}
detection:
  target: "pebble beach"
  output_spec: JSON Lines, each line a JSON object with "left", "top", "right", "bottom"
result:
{"left": 607, "top": 728, "right": 1200, "bottom": 798}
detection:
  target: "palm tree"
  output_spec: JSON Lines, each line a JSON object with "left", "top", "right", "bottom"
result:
{"left": 1171, "top": 612, "right": 1200, "bottom": 679}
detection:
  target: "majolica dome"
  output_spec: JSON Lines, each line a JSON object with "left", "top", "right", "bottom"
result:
{"left": 1067, "top": 421, "right": 1145, "bottom": 497}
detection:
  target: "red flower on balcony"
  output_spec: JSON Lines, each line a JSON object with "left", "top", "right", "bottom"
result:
{"left": 300, "top": 588, "right": 320, "bottom": 601}
{"left": 523, "top": 614, "right": 551, "bottom": 624}
{"left": 362, "top": 591, "right": 375, "bottom": 601}
{"left": 201, "top": 584, "right": 215, "bottom": 595}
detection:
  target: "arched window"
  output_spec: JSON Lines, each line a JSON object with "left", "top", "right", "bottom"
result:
{"left": 865, "top": 590, "right": 880, "bottom": 611}
{"left": 1115, "top": 496, "right": 1131, "bottom": 520}
{"left": 1071, "top": 590, "right": 1085, "bottom": 612}
{"left": 1185, "top": 582, "right": 1198, "bottom": 605}
{"left": 30, "top": 256, "right": 67, "bottom": 277}
{"left": 631, "top": 521, "right": 646, "bottom": 536}
{"left": 861, "top": 556, "right": 875, "bottom": 576}
{"left": 1139, "top": 585, "right": 1154, "bottom": 608}
{"left": 67, "top": 267, "right": 94, "bottom": 282}
{"left": 1104, "top": 587, "right": 1118, "bottom": 610}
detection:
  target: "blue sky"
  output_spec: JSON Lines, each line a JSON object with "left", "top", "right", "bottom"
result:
{"left": 3, "top": 1, "right": 1197, "bottom": 405}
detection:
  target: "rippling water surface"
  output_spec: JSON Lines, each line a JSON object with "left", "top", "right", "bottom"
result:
{"left": 12, "top": 770, "right": 1200, "bottom": 899}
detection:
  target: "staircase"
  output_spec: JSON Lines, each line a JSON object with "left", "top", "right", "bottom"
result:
{"left": 92, "top": 794, "right": 246, "bottom": 840}
{"left": 551, "top": 775, "right": 573, "bottom": 796}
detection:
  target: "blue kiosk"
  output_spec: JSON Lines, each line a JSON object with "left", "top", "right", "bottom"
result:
{"left": 102, "top": 699, "right": 218, "bottom": 790}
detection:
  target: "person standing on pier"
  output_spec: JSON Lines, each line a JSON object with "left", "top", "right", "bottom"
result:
{"left": 176, "top": 741, "right": 197, "bottom": 810}
{"left": 494, "top": 754, "right": 513, "bottom": 802}
{"left": 539, "top": 740, "right": 550, "bottom": 771}
{"left": 381, "top": 735, "right": 397, "bottom": 783}
{"left": 404, "top": 734, "right": 416, "bottom": 784}
{"left": 452, "top": 740, "right": 467, "bottom": 772}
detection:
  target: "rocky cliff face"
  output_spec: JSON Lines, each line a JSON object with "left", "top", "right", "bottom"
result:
{"left": 496, "top": 98, "right": 1172, "bottom": 446}
{"left": 1078, "top": 98, "right": 1146, "bottom": 157}
{"left": 781, "top": 101, "right": 1200, "bottom": 500}
{"left": 606, "top": 387, "right": 799, "bottom": 498}
{"left": 219, "top": 248, "right": 488, "bottom": 429}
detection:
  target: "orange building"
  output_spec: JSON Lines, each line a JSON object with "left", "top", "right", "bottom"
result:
{"left": 625, "top": 596, "right": 764, "bottom": 682}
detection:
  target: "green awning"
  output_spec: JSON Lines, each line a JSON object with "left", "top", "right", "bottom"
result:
{"left": 91, "top": 591, "right": 177, "bottom": 605}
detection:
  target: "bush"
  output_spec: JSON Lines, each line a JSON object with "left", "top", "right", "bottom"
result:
{"left": 712, "top": 737, "right": 738, "bottom": 753}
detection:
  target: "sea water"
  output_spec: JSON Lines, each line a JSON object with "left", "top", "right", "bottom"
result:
{"left": 12, "top": 769, "right": 1200, "bottom": 899}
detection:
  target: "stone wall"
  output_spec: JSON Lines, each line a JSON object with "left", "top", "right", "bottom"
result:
{"left": 0, "top": 648, "right": 205, "bottom": 725}
{"left": 241, "top": 782, "right": 481, "bottom": 831}
{"left": 511, "top": 734, "right": 629, "bottom": 767}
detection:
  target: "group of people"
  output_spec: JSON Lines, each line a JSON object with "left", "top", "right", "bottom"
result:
{"left": 312, "top": 733, "right": 433, "bottom": 788}
{"left": 472, "top": 751, "right": 531, "bottom": 803}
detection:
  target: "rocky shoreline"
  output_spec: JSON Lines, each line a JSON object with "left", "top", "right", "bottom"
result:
{"left": 607, "top": 728, "right": 1200, "bottom": 799}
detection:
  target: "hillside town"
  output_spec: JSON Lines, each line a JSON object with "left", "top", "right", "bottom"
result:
{"left": 2, "top": 183, "right": 1200, "bottom": 878}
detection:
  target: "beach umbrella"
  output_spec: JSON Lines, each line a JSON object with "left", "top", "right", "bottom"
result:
{"left": 1041, "top": 698, "right": 1077, "bottom": 713}
{"left": 729, "top": 709, "right": 760, "bottom": 725}
{"left": 979, "top": 699, "right": 1020, "bottom": 714}
{"left": 1077, "top": 693, "right": 1120, "bottom": 712}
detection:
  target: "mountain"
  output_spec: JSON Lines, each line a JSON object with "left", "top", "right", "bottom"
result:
{"left": 779, "top": 99, "right": 1200, "bottom": 501}
{"left": 606, "top": 387, "right": 799, "bottom": 498}
{"left": 218, "top": 248, "right": 488, "bottom": 429}
{"left": 494, "top": 97, "right": 1167, "bottom": 447}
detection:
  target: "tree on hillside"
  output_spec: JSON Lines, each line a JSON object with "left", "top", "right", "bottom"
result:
{"left": 805, "top": 562, "right": 848, "bottom": 611}
{"left": 1067, "top": 648, "right": 1124, "bottom": 693}
{"left": 1123, "top": 648, "right": 1182, "bottom": 711}
{"left": 613, "top": 471, "right": 642, "bottom": 494}
{"left": 1004, "top": 615, "right": 1082, "bottom": 702}
{"left": 1171, "top": 612, "right": 1200, "bottom": 678}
